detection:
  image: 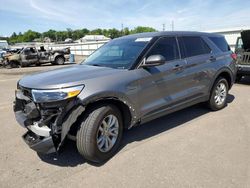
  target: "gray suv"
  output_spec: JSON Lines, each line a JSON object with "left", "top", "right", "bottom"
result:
{"left": 14, "top": 31, "right": 237, "bottom": 163}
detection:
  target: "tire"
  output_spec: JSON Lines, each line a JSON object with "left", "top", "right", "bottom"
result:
{"left": 54, "top": 56, "right": 65, "bottom": 65}
{"left": 235, "top": 75, "right": 242, "bottom": 82}
{"left": 8, "top": 61, "right": 20, "bottom": 68}
{"left": 35, "top": 62, "right": 41, "bottom": 66}
{"left": 208, "top": 77, "right": 229, "bottom": 111}
{"left": 76, "top": 105, "right": 123, "bottom": 163}
{"left": 20, "top": 61, "right": 28, "bottom": 67}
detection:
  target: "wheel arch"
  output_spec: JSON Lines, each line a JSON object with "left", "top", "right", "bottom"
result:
{"left": 210, "top": 68, "right": 234, "bottom": 91}
{"left": 54, "top": 54, "right": 65, "bottom": 61}
{"left": 82, "top": 97, "right": 136, "bottom": 129}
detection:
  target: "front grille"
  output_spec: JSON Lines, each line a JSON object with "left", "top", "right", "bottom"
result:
{"left": 238, "top": 52, "right": 250, "bottom": 65}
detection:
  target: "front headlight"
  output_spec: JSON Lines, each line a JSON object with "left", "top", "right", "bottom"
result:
{"left": 31, "top": 85, "right": 84, "bottom": 103}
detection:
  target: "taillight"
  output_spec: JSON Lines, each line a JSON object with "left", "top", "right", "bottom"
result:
{"left": 231, "top": 53, "right": 237, "bottom": 60}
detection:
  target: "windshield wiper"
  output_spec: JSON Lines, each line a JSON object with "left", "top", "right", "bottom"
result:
{"left": 91, "top": 64, "right": 102, "bottom": 67}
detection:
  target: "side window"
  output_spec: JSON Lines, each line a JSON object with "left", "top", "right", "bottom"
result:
{"left": 147, "top": 37, "right": 180, "bottom": 61}
{"left": 23, "top": 48, "right": 31, "bottom": 55}
{"left": 179, "top": 36, "right": 211, "bottom": 58}
{"left": 209, "top": 37, "right": 230, "bottom": 52}
{"left": 236, "top": 38, "right": 243, "bottom": 49}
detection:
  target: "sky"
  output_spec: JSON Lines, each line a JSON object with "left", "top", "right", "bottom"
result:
{"left": 0, "top": 0, "right": 250, "bottom": 37}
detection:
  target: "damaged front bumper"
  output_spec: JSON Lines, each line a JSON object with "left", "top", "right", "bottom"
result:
{"left": 14, "top": 87, "right": 85, "bottom": 154}
{"left": 22, "top": 131, "right": 56, "bottom": 154}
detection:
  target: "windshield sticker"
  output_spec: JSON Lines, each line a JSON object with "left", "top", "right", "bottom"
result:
{"left": 135, "top": 37, "right": 152, "bottom": 42}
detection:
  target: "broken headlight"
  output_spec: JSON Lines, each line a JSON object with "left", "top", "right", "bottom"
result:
{"left": 31, "top": 85, "right": 84, "bottom": 103}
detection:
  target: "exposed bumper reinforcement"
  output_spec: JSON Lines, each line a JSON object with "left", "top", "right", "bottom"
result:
{"left": 27, "top": 123, "right": 51, "bottom": 137}
{"left": 22, "top": 131, "right": 56, "bottom": 154}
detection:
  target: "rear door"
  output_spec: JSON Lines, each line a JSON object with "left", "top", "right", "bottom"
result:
{"left": 177, "top": 36, "right": 213, "bottom": 98}
{"left": 39, "top": 47, "right": 50, "bottom": 63}
{"left": 137, "top": 36, "right": 191, "bottom": 119}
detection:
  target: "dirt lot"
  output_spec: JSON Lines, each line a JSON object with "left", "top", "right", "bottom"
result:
{"left": 0, "top": 65, "right": 250, "bottom": 188}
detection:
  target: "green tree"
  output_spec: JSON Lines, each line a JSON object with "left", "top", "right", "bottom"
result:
{"left": 130, "top": 26, "right": 157, "bottom": 34}
{"left": 22, "top": 30, "right": 41, "bottom": 42}
{"left": 123, "top": 27, "right": 130, "bottom": 36}
{"left": 90, "top": 28, "right": 103, "bottom": 35}
{"left": 42, "top": 29, "right": 57, "bottom": 41}
{"left": 107, "top": 28, "right": 121, "bottom": 39}
{"left": 11, "top": 32, "right": 17, "bottom": 38}
{"left": 6, "top": 26, "right": 157, "bottom": 43}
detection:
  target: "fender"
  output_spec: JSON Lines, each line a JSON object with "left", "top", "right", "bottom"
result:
{"left": 209, "top": 67, "right": 235, "bottom": 92}
{"left": 58, "top": 92, "right": 139, "bottom": 150}
{"left": 79, "top": 91, "right": 140, "bottom": 128}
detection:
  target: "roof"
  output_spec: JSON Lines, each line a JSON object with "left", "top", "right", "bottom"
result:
{"left": 118, "top": 31, "right": 222, "bottom": 40}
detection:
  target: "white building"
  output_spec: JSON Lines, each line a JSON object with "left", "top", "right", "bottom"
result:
{"left": 205, "top": 27, "right": 250, "bottom": 51}
{"left": 0, "top": 40, "right": 8, "bottom": 49}
{"left": 75, "top": 35, "right": 110, "bottom": 43}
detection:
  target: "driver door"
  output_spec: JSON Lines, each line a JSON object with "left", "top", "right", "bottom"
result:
{"left": 21, "top": 47, "right": 38, "bottom": 63}
{"left": 137, "top": 36, "right": 189, "bottom": 120}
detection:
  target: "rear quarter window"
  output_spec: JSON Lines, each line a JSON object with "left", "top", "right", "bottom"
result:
{"left": 179, "top": 36, "right": 211, "bottom": 58}
{"left": 208, "top": 37, "right": 230, "bottom": 52}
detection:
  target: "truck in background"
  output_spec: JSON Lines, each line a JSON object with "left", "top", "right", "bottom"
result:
{"left": 2, "top": 46, "right": 70, "bottom": 68}
{"left": 235, "top": 30, "right": 250, "bottom": 81}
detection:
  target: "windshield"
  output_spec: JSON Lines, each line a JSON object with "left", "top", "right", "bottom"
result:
{"left": 83, "top": 37, "right": 151, "bottom": 69}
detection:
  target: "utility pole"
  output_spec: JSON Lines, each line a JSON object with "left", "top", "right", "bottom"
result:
{"left": 121, "top": 23, "right": 124, "bottom": 36}
{"left": 162, "top": 24, "right": 165, "bottom": 31}
{"left": 171, "top": 20, "right": 174, "bottom": 31}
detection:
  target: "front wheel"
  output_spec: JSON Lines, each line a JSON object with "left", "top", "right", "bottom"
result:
{"left": 76, "top": 105, "right": 123, "bottom": 163}
{"left": 208, "top": 77, "right": 229, "bottom": 111}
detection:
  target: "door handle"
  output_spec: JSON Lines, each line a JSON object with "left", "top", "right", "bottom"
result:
{"left": 172, "top": 64, "right": 183, "bottom": 71}
{"left": 210, "top": 56, "right": 216, "bottom": 62}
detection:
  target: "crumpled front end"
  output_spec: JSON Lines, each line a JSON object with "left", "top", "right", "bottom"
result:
{"left": 14, "top": 85, "right": 85, "bottom": 154}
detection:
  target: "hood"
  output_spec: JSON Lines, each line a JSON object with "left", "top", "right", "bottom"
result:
{"left": 241, "top": 30, "right": 250, "bottom": 50}
{"left": 19, "top": 65, "right": 125, "bottom": 89}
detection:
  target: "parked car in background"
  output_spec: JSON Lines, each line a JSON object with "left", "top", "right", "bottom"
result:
{"left": 0, "top": 40, "right": 8, "bottom": 50}
{"left": 0, "top": 40, "right": 8, "bottom": 65}
{"left": 4, "top": 46, "right": 70, "bottom": 68}
{"left": 14, "top": 31, "right": 236, "bottom": 163}
{"left": 235, "top": 30, "right": 250, "bottom": 81}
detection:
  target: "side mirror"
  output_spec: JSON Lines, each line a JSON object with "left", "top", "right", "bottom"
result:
{"left": 141, "top": 55, "right": 166, "bottom": 67}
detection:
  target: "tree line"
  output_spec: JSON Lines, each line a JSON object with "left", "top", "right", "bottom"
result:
{"left": 4, "top": 26, "right": 157, "bottom": 44}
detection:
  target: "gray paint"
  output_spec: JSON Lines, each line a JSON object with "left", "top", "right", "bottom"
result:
{"left": 18, "top": 31, "right": 237, "bottom": 127}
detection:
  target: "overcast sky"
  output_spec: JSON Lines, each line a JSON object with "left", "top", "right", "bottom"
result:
{"left": 0, "top": 0, "right": 250, "bottom": 36}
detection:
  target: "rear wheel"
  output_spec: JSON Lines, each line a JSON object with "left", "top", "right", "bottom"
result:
{"left": 208, "top": 77, "right": 229, "bottom": 111}
{"left": 76, "top": 105, "right": 123, "bottom": 163}
{"left": 54, "top": 56, "right": 65, "bottom": 65}
{"left": 35, "top": 62, "right": 41, "bottom": 66}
